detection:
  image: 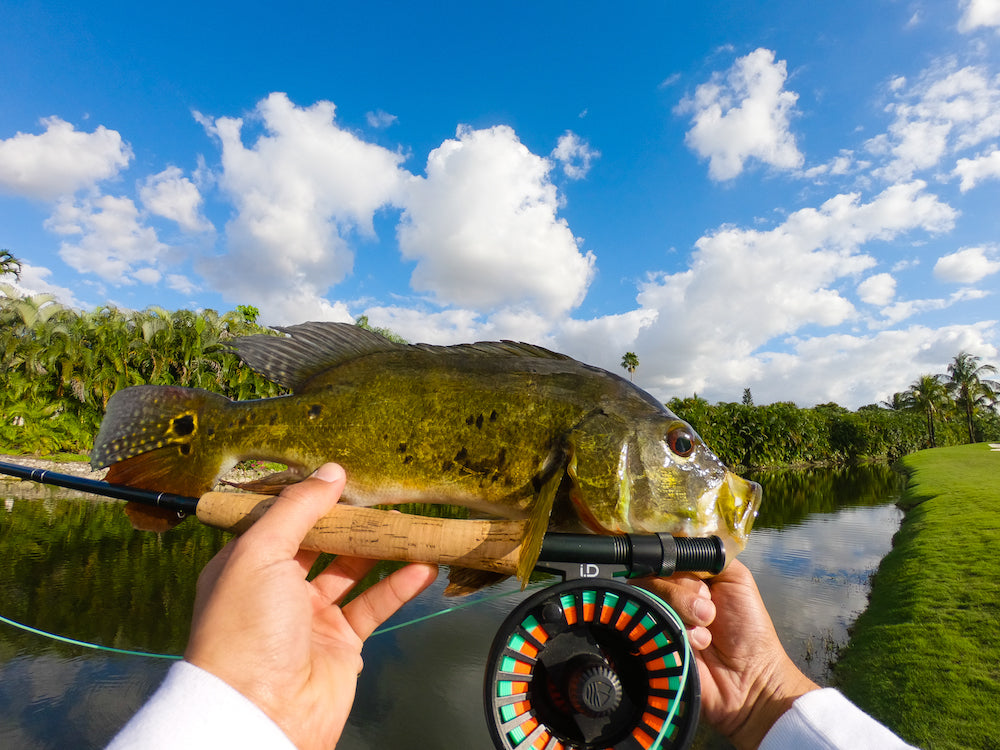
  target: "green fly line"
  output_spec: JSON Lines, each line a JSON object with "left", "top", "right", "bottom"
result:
{"left": 0, "top": 581, "right": 549, "bottom": 658}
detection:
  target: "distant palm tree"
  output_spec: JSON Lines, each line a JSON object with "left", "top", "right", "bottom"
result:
{"left": 946, "top": 351, "right": 1000, "bottom": 443}
{"left": 620, "top": 352, "right": 639, "bottom": 381}
{"left": 901, "top": 374, "right": 949, "bottom": 447}
{"left": 0, "top": 249, "right": 21, "bottom": 280}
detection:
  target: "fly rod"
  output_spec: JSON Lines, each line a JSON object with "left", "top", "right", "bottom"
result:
{"left": 0, "top": 460, "right": 725, "bottom": 577}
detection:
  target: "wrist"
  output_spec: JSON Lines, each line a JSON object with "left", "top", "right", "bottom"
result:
{"left": 728, "top": 657, "right": 819, "bottom": 750}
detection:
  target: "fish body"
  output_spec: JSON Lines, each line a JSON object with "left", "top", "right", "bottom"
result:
{"left": 92, "top": 322, "right": 760, "bottom": 590}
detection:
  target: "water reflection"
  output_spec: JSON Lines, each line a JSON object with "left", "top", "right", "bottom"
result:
{"left": 1, "top": 464, "right": 905, "bottom": 750}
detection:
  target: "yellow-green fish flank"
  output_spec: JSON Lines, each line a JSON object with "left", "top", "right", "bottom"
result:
{"left": 92, "top": 322, "right": 761, "bottom": 591}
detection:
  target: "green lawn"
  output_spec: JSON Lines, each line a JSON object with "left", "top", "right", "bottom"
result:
{"left": 834, "top": 443, "right": 1000, "bottom": 750}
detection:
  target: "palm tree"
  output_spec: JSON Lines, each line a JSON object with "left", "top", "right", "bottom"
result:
{"left": 946, "top": 351, "right": 1000, "bottom": 443}
{"left": 0, "top": 249, "right": 21, "bottom": 280}
{"left": 902, "top": 374, "right": 949, "bottom": 448}
{"left": 620, "top": 352, "right": 639, "bottom": 381}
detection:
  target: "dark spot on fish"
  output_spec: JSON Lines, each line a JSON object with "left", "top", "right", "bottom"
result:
{"left": 489, "top": 410, "right": 498, "bottom": 421}
{"left": 397, "top": 442, "right": 408, "bottom": 453}
{"left": 403, "top": 455, "right": 414, "bottom": 465}
{"left": 206, "top": 427, "right": 215, "bottom": 437}
{"left": 172, "top": 414, "right": 195, "bottom": 436}
{"left": 476, "top": 414, "right": 484, "bottom": 429}
{"left": 269, "top": 415, "right": 278, "bottom": 426}
{"left": 308, "top": 404, "right": 322, "bottom": 420}
{"left": 239, "top": 416, "right": 250, "bottom": 427}
{"left": 466, "top": 415, "right": 475, "bottom": 426}
{"left": 179, "top": 444, "right": 191, "bottom": 456}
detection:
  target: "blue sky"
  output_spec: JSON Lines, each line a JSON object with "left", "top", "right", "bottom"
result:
{"left": 2, "top": 0, "right": 999, "bottom": 408}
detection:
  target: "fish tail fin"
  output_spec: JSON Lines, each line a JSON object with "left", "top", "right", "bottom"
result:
{"left": 91, "top": 386, "right": 233, "bottom": 528}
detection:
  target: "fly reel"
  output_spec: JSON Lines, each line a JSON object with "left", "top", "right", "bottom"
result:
{"left": 484, "top": 534, "right": 725, "bottom": 750}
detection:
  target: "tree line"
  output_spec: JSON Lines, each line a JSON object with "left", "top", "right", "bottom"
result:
{"left": 1, "top": 248, "right": 997, "bottom": 464}
{"left": 649, "top": 352, "right": 998, "bottom": 469}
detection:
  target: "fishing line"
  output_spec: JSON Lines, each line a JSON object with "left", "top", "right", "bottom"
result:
{"left": 0, "top": 580, "right": 548, "bottom": 659}
{"left": 0, "top": 613, "right": 182, "bottom": 660}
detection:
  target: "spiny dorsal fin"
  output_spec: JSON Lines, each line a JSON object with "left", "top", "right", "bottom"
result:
{"left": 230, "top": 321, "right": 574, "bottom": 393}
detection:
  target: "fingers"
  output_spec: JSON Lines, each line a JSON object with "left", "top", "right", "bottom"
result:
{"left": 239, "top": 463, "right": 347, "bottom": 561}
{"left": 636, "top": 573, "right": 716, "bottom": 650}
{"left": 342, "top": 562, "right": 438, "bottom": 641}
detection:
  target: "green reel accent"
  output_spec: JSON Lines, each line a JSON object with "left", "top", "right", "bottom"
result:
{"left": 484, "top": 579, "right": 699, "bottom": 750}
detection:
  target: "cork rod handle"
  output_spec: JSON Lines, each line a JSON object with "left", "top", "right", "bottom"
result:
{"left": 197, "top": 491, "right": 527, "bottom": 575}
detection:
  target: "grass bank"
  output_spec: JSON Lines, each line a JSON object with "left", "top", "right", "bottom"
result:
{"left": 834, "top": 443, "right": 1000, "bottom": 750}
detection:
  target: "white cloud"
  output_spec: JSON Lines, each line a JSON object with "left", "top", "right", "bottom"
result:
{"left": 139, "top": 166, "right": 213, "bottom": 232}
{"left": 551, "top": 131, "right": 600, "bottom": 179}
{"left": 953, "top": 147, "right": 1000, "bottom": 190}
{"left": 867, "top": 62, "right": 1000, "bottom": 180}
{"left": 620, "top": 181, "right": 955, "bottom": 404}
{"left": 397, "top": 124, "right": 595, "bottom": 318}
{"left": 46, "top": 195, "right": 167, "bottom": 283}
{"left": 747, "top": 323, "right": 998, "bottom": 406}
{"left": 958, "top": 0, "right": 1000, "bottom": 32}
{"left": 198, "top": 93, "right": 409, "bottom": 323}
{"left": 0, "top": 117, "right": 132, "bottom": 200}
{"left": 366, "top": 109, "right": 398, "bottom": 129}
{"left": 933, "top": 245, "right": 1000, "bottom": 282}
{"left": 167, "top": 274, "right": 199, "bottom": 296}
{"left": 677, "top": 48, "right": 804, "bottom": 180}
{"left": 857, "top": 272, "right": 897, "bottom": 305}
{"left": 0, "top": 262, "right": 84, "bottom": 308}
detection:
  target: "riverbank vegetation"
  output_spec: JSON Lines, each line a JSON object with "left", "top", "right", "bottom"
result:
{"left": 1, "top": 277, "right": 998, "bottom": 463}
{"left": 834, "top": 444, "right": 1000, "bottom": 750}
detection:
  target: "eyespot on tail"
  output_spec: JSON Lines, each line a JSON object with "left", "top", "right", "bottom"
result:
{"left": 92, "top": 385, "right": 231, "bottom": 498}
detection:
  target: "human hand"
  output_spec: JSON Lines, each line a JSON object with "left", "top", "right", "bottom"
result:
{"left": 184, "top": 463, "right": 439, "bottom": 750}
{"left": 638, "top": 561, "right": 818, "bottom": 750}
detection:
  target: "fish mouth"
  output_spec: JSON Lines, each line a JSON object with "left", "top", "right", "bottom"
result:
{"left": 714, "top": 470, "right": 761, "bottom": 565}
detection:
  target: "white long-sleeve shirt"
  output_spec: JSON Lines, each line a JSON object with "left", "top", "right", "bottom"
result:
{"left": 108, "top": 661, "right": 917, "bottom": 749}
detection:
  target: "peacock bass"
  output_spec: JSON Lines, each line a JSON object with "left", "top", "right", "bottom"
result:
{"left": 91, "top": 322, "right": 761, "bottom": 594}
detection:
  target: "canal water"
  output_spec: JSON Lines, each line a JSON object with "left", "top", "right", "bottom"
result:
{"left": 0, "top": 464, "right": 905, "bottom": 749}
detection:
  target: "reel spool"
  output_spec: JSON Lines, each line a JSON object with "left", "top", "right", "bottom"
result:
{"left": 484, "top": 578, "right": 699, "bottom": 750}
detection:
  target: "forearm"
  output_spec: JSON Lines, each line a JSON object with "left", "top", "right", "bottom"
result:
{"left": 106, "top": 660, "right": 296, "bottom": 750}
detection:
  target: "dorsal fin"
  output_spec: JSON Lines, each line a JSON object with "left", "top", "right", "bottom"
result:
{"left": 231, "top": 322, "right": 403, "bottom": 391}
{"left": 230, "top": 321, "right": 574, "bottom": 393}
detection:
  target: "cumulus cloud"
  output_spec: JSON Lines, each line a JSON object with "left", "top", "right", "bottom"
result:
{"left": 0, "top": 117, "right": 132, "bottom": 200}
{"left": 857, "top": 272, "right": 897, "bottom": 305}
{"left": 958, "top": 0, "right": 1000, "bottom": 32}
{"left": 45, "top": 195, "right": 167, "bottom": 283}
{"left": 0, "top": 262, "right": 84, "bottom": 308}
{"left": 621, "top": 181, "right": 955, "bottom": 404}
{"left": 198, "top": 92, "right": 409, "bottom": 322}
{"left": 677, "top": 48, "right": 804, "bottom": 180}
{"left": 953, "top": 147, "right": 1000, "bottom": 190}
{"left": 933, "top": 245, "right": 1000, "bottom": 282}
{"left": 747, "top": 323, "right": 998, "bottom": 406}
{"left": 551, "top": 131, "right": 600, "bottom": 179}
{"left": 397, "top": 124, "right": 595, "bottom": 318}
{"left": 139, "top": 166, "right": 213, "bottom": 232}
{"left": 867, "top": 62, "right": 1000, "bottom": 181}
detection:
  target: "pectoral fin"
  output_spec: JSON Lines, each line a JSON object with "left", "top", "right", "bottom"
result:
{"left": 515, "top": 454, "right": 564, "bottom": 586}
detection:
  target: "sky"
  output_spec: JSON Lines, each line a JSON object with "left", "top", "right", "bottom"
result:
{"left": 2, "top": 1, "right": 999, "bottom": 409}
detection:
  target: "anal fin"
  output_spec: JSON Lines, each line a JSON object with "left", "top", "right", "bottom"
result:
{"left": 124, "top": 502, "right": 186, "bottom": 532}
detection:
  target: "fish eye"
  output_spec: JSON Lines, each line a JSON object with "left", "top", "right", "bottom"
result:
{"left": 667, "top": 427, "right": 695, "bottom": 457}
